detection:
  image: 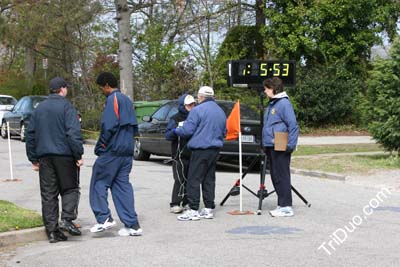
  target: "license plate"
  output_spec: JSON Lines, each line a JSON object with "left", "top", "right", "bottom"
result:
{"left": 242, "top": 135, "right": 254, "bottom": 143}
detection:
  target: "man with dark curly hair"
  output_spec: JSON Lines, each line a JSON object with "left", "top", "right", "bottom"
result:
{"left": 89, "top": 72, "right": 142, "bottom": 236}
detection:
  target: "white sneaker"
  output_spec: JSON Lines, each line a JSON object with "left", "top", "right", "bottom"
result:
{"left": 118, "top": 226, "right": 143, "bottom": 236}
{"left": 270, "top": 206, "right": 280, "bottom": 213}
{"left": 199, "top": 208, "right": 214, "bottom": 219}
{"left": 90, "top": 217, "right": 117, "bottom": 233}
{"left": 269, "top": 206, "right": 294, "bottom": 217}
{"left": 170, "top": 206, "right": 183, "bottom": 214}
{"left": 177, "top": 209, "right": 200, "bottom": 221}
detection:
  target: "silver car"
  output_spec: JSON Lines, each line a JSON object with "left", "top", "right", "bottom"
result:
{"left": 0, "top": 95, "right": 17, "bottom": 125}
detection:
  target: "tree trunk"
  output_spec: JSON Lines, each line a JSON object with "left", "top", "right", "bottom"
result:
{"left": 237, "top": 0, "right": 241, "bottom": 25}
{"left": 0, "top": 44, "right": 7, "bottom": 71}
{"left": 255, "top": 0, "right": 266, "bottom": 59}
{"left": 24, "top": 46, "right": 36, "bottom": 88}
{"left": 115, "top": 0, "right": 134, "bottom": 100}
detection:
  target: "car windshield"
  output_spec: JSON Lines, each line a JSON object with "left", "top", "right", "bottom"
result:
{"left": 217, "top": 102, "right": 259, "bottom": 120}
{"left": 0, "top": 97, "right": 17, "bottom": 105}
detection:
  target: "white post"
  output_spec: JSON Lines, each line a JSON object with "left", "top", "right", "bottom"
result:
{"left": 6, "top": 122, "right": 14, "bottom": 180}
{"left": 239, "top": 131, "right": 243, "bottom": 212}
{"left": 238, "top": 100, "right": 243, "bottom": 212}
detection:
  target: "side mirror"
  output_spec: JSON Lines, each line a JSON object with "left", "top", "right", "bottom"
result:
{"left": 6, "top": 105, "right": 13, "bottom": 111}
{"left": 142, "top": 115, "right": 152, "bottom": 122}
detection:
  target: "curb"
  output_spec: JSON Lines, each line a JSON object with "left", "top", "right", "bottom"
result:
{"left": 0, "top": 227, "right": 47, "bottom": 247}
{"left": 291, "top": 168, "right": 346, "bottom": 181}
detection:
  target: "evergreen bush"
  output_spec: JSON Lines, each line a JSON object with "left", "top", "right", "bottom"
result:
{"left": 293, "top": 63, "right": 361, "bottom": 127}
{"left": 366, "top": 37, "right": 400, "bottom": 154}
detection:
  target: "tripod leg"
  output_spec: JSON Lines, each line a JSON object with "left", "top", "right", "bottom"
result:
{"left": 220, "top": 179, "right": 239, "bottom": 206}
{"left": 291, "top": 185, "right": 311, "bottom": 207}
{"left": 257, "top": 153, "right": 268, "bottom": 215}
{"left": 220, "top": 155, "right": 260, "bottom": 206}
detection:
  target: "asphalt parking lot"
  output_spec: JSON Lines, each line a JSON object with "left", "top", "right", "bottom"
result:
{"left": 0, "top": 138, "right": 399, "bottom": 267}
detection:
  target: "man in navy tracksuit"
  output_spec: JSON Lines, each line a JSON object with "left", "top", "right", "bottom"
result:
{"left": 262, "top": 77, "right": 299, "bottom": 217}
{"left": 26, "top": 77, "right": 83, "bottom": 243}
{"left": 89, "top": 72, "right": 142, "bottom": 236}
{"left": 174, "top": 86, "right": 226, "bottom": 221}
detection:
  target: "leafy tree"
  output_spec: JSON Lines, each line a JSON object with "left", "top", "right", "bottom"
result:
{"left": 131, "top": 6, "right": 192, "bottom": 100}
{"left": 366, "top": 36, "right": 400, "bottom": 154}
{"left": 264, "top": 0, "right": 400, "bottom": 71}
{"left": 0, "top": 1, "right": 103, "bottom": 105}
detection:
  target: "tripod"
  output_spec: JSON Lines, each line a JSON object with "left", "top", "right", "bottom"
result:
{"left": 220, "top": 90, "right": 311, "bottom": 215}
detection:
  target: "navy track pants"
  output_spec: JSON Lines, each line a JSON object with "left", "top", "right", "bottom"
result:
{"left": 89, "top": 155, "right": 139, "bottom": 228}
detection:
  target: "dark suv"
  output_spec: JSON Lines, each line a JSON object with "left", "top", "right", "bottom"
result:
{"left": 134, "top": 100, "right": 262, "bottom": 164}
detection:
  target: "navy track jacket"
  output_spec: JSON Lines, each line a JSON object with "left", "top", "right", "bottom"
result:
{"left": 95, "top": 90, "right": 138, "bottom": 156}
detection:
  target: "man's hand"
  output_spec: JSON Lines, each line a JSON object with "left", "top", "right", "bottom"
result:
{"left": 286, "top": 146, "right": 294, "bottom": 153}
{"left": 32, "top": 163, "right": 39, "bottom": 171}
{"left": 76, "top": 159, "right": 84, "bottom": 167}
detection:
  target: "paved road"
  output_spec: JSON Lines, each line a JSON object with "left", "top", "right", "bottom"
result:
{"left": 0, "top": 138, "right": 399, "bottom": 267}
{"left": 298, "top": 135, "right": 375, "bottom": 145}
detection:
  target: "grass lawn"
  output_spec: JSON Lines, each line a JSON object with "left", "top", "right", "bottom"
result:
{"left": 292, "top": 154, "right": 400, "bottom": 174}
{"left": 0, "top": 200, "right": 42, "bottom": 233}
{"left": 293, "top": 143, "right": 383, "bottom": 156}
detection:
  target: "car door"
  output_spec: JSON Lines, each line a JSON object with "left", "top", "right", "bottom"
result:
{"left": 157, "top": 102, "right": 179, "bottom": 155}
{"left": 140, "top": 103, "right": 173, "bottom": 155}
{"left": 8, "top": 97, "right": 26, "bottom": 134}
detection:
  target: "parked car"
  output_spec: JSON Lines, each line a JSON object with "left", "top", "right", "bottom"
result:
{"left": 1, "top": 95, "right": 48, "bottom": 141}
{"left": 1, "top": 95, "right": 83, "bottom": 142}
{"left": 0, "top": 95, "right": 17, "bottom": 124}
{"left": 134, "top": 100, "right": 262, "bottom": 165}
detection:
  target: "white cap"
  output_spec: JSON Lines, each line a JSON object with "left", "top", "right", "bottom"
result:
{"left": 198, "top": 86, "right": 214, "bottom": 97}
{"left": 184, "top": 94, "right": 196, "bottom": 105}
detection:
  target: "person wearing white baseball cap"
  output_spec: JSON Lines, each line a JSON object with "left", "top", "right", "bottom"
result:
{"left": 197, "top": 86, "right": 214, "bottom": 97}
{"left": 173, "top": 86, "right": 226, "bottom": 221}
{"left": 165, "top": 94, "right": 196, "bottom": 213}
{"left": 184, "top": 94, "right": 196, "bottom": 105}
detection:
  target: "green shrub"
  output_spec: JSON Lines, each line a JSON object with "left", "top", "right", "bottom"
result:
{"left": 366, "top": 37, "right": 400, "bottom": 154}
{"left": 293, "top": 63, "right": 361, "bottom": 127}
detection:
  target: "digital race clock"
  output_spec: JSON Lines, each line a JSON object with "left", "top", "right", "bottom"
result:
{"left": 227, "top": 60, "right": 296, "bottom": 88}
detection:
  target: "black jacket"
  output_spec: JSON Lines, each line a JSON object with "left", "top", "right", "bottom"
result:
{"left": 165, "top": 94, "right": 191, "bottom": 159}
{"left": 26, "top": 94, "right": 83, "bottom": 163}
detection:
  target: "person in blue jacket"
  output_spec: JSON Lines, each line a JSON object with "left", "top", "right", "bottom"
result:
{"left": 262, "top": 77, "right": 299, "bottom": 217}
{"left": 26, "top": 77, "right": 84, "bottom": 243}
{"left": 165, "top": 94, "right": 196, "bottom": 214}
{"left": 173, "top": 86, "right": 226, "bottom": 221}
{"left": 89, "top": 72, "right": 142, "bottom": 236}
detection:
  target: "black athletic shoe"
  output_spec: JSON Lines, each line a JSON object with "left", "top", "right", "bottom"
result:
{"left": 60, "top": 220, "right": 82, "bottom": 236}
{"left": 48, "top": 230, "right": 68, "bottom": 243}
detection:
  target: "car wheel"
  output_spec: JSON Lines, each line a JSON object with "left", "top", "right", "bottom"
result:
{"left": 134, "top": 138, "right": 150, "bottom": 161}
{"left": 20, "top": 123, "right": 26, "bottom": 142}
{"left": 1, "top": 121, "right": 8, "bottom": 139}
